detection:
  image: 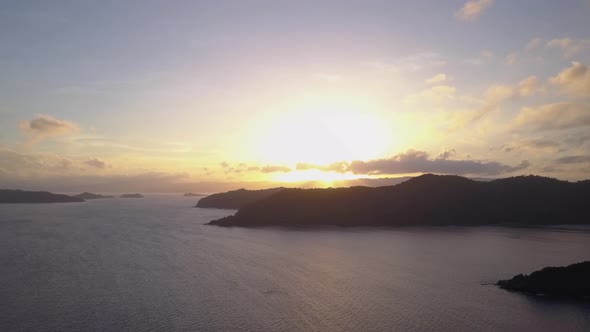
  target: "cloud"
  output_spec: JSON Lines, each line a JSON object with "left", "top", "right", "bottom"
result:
{"left": 455, "top": 0, "right": 493, "bottom": 21}
{"left": 505, "top": 52, "right": 519, "bottom": 65}
{"left": 514, "top": 102, "right": 590, "bottom": 131}
{"left": 298, "top": 150, "right": 529, "bottom": 176}
{"left": 260, "top": 165, "right": 291, "bottom": 173}
{"left": 550, "top": 62, "right": 590, "bottom": 97}
{"left": 500, "top": 139, "right": 561, "bottom": 154}
{"left": 546, "top": 37, "right": 590, "bottom": 58}
{"left": 0, "top": 148, "right": 75, "bottom": 175}
{"left": 474, "top": 76, "right": 539, "bottom": 120}
{"left": 19, "top": 115, "right": 78, "bottom": 142}
{"left": 425, "top": 73, "right": 447, "bottom": 84}
{"left": 296, "top": 161, "right": 348, "bottom": 172}
{"left": 554, "top": 155, "right": 590, "bottom": 164}
{"left": 526, "top": 37, "right": 544, "bottom": 51}
{"left": 364, "top": 52, "right": 446, "bottom": 73}
{"left": 84, "top": 157, "right": 108, "bottom": 169}
{"left": 404, "top": 85, "right": 456, "bottom": 105}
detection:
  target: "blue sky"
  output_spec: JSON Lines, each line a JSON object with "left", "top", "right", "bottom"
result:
{"left": 1, "top": 0, "right": 590, "bottom": 191}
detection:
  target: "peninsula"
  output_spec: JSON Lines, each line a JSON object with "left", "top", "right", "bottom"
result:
{"left": 207, "top": 174, "right": 590, "bottom": 227}
{"left": 497, "top": 261, "right": 590, "bottom": 299}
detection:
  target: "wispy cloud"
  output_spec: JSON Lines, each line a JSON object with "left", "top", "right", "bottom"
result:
{"left": 546, "top": 37, "right": 590, "bottom": 58}
{"left": 514, "top": 102, "right": 590, "bottom": 131}
{"left": 455, "top": 0, "right": 493, "bottom": 22}
{"left": 550, "top": 61, "right": 590, "bottom": 97}
{"left": 425, "top": 73, "right": 447, "bottom": 84}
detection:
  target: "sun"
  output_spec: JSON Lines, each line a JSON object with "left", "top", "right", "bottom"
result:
{"left": 255, "top": 103, "right": 392, "bottom": 165}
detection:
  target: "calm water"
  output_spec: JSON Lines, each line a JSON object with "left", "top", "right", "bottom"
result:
{"left": 1, "top": 195, "right": 589, "bottom": 331}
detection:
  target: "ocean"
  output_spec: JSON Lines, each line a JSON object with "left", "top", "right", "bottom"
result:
{"left": 1, "top": 194, "right": 589, "bottom": 331}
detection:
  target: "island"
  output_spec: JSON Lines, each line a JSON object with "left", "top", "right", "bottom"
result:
{"left": 184, "top": 192, "right": 207, "bottom": 197}
{"left": 196, "top": 187, "right": 285, "bottom": 209}
{"left": 207, "top": 174, "right": 590, "bottom": 227}
{"left": 120, "top": 193, "right": 144, "bottom": 198}
{"left": 0, "top": 189, "right": 85, "bottom": 203}
{"left": 497, "top": 261, "right": 590, "bottom": 299}
{"left": 73, "top": 192, "right": 114, "bottom": 200}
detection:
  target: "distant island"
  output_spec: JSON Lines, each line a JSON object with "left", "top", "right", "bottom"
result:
{"left": 196, "top": 187, "right": 285, "bottom": 209}
{"left": 497, "top": 261, "right": 590, "bottom": 299}
{"left": 206, "top": 174, "right": 590, "bottom": 227}
{"left": 184, "top": 192, "right": 207, "bottom": 197}
{"left": 73, "top": 192, "right": 113, "bottom": 200}
{"left": 120, "top": 193, "right": 144, "bottom": 198}
{"left": 0, "top": 189, "right": 84, "bottom": 203}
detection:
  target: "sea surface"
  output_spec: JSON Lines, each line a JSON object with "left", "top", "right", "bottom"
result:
{"left": 1, "top": 194, "right": 589, "bottom": 331}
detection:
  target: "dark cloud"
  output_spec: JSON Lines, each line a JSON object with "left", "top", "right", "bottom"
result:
{"left": 554, "top": 155, "right": 590, "bottom": 164}
{"left": 84, "top": 157, "right": 108, "bottom": 169}
{"left": 298, "top": 150, "right": 530, "bottom": 176}
{"left": 260, "top": 165, "right": 291, "bottom": 173}
{"left": 347, "top": 150, "right": 529, "bottom": 176}
{"left": 19, "top": 115, "right": 78, "bottom": 141}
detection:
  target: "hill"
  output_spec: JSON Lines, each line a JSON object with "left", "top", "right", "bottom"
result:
{"left": 0, "top": 189, "right": 85, "bottom": 203}
{"left": 207, "top": 174, "right": 590, "bottom": 227}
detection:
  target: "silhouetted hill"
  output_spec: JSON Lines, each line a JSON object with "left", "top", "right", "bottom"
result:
{"left": 498, "top": 261, "right": 590, "bottom": 299}
{"left": 120, "top": 193, "right": 144, "bottom": 198}
{"left": 207, "top": 174, "right": 590, "bottom": 227}
{"left": 196, "top": 187, "right": 285, "bottom": 209}
{"left": 184, "top": 192, "right": 206, "bottom": 197}
{"left": 0, "top": 189, "right": 84, "bottom": 203}
{"left": 73, "top": 192, "right": 113, "bottom": 199}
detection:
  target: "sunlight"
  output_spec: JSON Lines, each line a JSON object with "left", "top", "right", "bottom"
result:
{"left": 273, "top": 169, "right": 362, "bottom": 186}
{"left": 255, "top": 104, "right": 392, "bottom": 165}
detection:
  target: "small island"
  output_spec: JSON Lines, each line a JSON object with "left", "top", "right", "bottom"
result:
{"left": 497, "top": 261, "right": 590, "bottom": 299}
{"left": 73, "top": 192, "right": 114, "bottom": 200}
{"left": 0, "top": 189, "right": 84, "bottom": 203}
{"left": 184, "top": 192, "right": 206, "bottom": 197}
{"left": 120, "top": 193, "right": 144, "bottom": 198}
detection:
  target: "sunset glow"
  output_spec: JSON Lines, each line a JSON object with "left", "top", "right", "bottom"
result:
{"left": 0, "top": 1, "right": 589, "bottom": 192}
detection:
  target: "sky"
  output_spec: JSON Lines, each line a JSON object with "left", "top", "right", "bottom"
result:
{"left": 1, "top": 0, "right": 590, "bottom": 192}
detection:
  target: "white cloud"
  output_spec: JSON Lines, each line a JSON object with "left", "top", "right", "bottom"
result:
{"left": 550, "top": 61, "right": 590, "bottom": 97}
{"left": 404, "top": 85, "right": 457, "bottom": 105}
{"left": 425, "top": 73, "right": 447, "bottom": 84}
{"left": 455, "top": 0, "right": 493, "bottom": 22}
{"left": 546, "top": 37, "right": 590, "bottom": 58}
{"left": 475, "top": 76, "right": 539, "bottom": 119}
